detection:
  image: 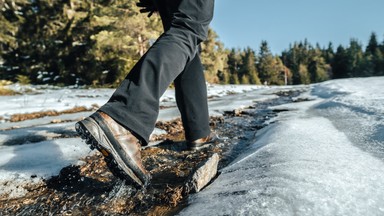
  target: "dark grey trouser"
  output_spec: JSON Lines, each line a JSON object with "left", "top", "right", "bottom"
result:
{"left": 99, "top": 0, "right": 214, "bottom": 144}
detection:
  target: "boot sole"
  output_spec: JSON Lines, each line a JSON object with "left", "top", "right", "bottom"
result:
{"left": 76, "top": 118, "right": 147, "bottom": 187}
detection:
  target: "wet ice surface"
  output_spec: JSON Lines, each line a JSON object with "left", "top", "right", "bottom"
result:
{"left": 180, "top": 77, "right": 384, "bottom": 216}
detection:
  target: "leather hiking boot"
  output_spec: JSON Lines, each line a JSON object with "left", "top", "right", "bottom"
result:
{"left": 75, "top": 111, "right": 151, "bottom": 187}
{"left": 187, "top": 132, "right": 220, "bottom": 150}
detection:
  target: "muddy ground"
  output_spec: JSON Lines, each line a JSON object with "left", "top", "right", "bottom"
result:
{"left": 0, "top": 90, "right": 303, "bottom": 215}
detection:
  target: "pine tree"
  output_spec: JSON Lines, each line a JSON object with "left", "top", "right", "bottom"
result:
{"left": 0, "top": 0, "right": 163, "bottom": 86}
{"left": 322, "top": 42, "right": 334, "bottom": 64}
{"left": 274, "top": 56, "right": 292, "bottom": 85}
{"left": 227, "top": 48, "right": 241, "bottom": 84}
{"left": 0, "top": 0, "right": 30, "bottom": 80}
{"left": 299, "top": 64, "right": 311, "bottom": 84}
{"left": 258, "top": 41, "right": 273, "bottom": 84}
{"left": 86, "top": 0, "right": 162, "bottom": 85}
{"left": 373, "top": 48, "right": 384, "bottom": 76}
{"left": 258, "top": 41, "right": 289, "bottom": 85}
{"left": 347, "top": 39, "right": 365, "bottom": 77}
{"left": 239, "top": 47, "right": 261, "bottom": 85}
{"left": 366, "top": 32, "right": 378, "bottom": 55}
{"left": 308, "top": 56, "right": 330, "bottom": 83}
{"left": 281, "top": 43, "right": 303, "bottom": 84}
{"left": 365, "top": 32, "right": 384, "bottom": 76}
{"left": 332, "top": 45, "right": 349, "bottom": 78}
{"left": 200, "top": 28, "right": 228, "bottom": 84}
{"left": 229, "top": 73, "right": 240, "bottom": 84}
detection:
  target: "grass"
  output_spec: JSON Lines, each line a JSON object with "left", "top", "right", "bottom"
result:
{"left": 0, "top": 80, "right": 19, "bottom": 95}
{"left": 0, "top": 87, "right": 17, "bottom": 96}
{"left": 9, "top": 105, "right": 99, "bottom": 122}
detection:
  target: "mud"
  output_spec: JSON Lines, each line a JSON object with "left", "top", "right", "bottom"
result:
{"left": 0, "top": 90, "right": 301, "bottom": 215}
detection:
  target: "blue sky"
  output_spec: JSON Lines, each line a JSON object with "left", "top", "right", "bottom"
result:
{"left": 210, "top": 0, "right": 384, "bottom": 54}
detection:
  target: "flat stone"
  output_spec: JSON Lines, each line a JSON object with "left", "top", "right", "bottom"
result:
{"left": 186, "top": 153, "right": 219, "bottom": 193}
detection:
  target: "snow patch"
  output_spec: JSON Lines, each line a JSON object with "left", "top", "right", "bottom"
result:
{"left": 0, "top": 138, "right": 90, "bottom": 198}
{"left": 181, "top": 77, "right": 384, "bottom": 215}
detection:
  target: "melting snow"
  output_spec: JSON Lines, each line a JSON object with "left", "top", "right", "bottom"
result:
{"left": 1, "top": 77, "right": 384, "bottom": 215}
{"left": 180, "top": 77, "right": 384, "bottom": 215}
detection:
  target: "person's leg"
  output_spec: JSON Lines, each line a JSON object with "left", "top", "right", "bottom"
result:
{"left": 174, "top": 54, "right": 210, "bottom": 141}
{"left": 157, "top": 0, "right": 211, "bottom": 142}
{"left": 99, "top": 0, "right": 214, "bottom": 144}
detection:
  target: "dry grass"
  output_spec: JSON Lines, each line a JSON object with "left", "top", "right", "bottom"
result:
{"left": 9, "top": 105, "right": 99, "bottom": 122}
{"left": 0, "top": 80, "right": 17, "bottom": 96}
{"left": 0, "top": 87, "right": 17, "bottom": 96}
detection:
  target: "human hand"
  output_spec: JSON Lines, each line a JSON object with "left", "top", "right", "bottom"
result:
{"left": 136, "top": 0, "right": 157, "bottom": 17}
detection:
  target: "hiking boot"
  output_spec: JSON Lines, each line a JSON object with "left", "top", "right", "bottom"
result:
{"left": 187, "top": 132, "right": 220, "bottom": 150}
{"left": 75, "top": 111, "right": 151, "bottom": 187}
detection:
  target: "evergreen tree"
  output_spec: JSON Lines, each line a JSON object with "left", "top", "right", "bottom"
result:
{"left": 274, "top": 56, "right": 292, "bottom": 85}
{"left": 88, "top": 0, "right": 162, "bottom": 85}
{"left": 380, "top": 37, "right": 384, "bottom": 53}
{"left": 298, "top": 64, "right": 311, "bottom": 84}
{"left": 226, "top": 48, "right": 241, "bottom": 84}
{"left": 281, "top": 43, "right": 303, "bottom": 84}
{"left": 366, "top": 32, "right": 378, "bottom": 55}
{"left": 322, "top": 42, "right": 334, "bottom": 64}
{"left": 239, "top": 47, "right": 261, "bottom": 85}
{"left": 332, "top": 45, "right": 349, "bottom": 78}
{"left": 0, "top": 0, "right": 30, "bottom": 80}
{"left": 3, "top": 2, "right": 384, "bottom": 87}
{"left": 200, "top": 28, "right": 228, "bottom": 84}
{"left": 308, "top": 55, "right": 330, "bottom": 83}
{"left": 347, "top": 39, "right": 365, "bottom": 77}
{"left": 258, "top": 41, "right": 289, "bottom": 85}
{"left": 0, "top": 0, "right": 163, "bottom": 86}
{"left": 373, "top": 48, "right": 384, "bottom": 76}
{"left": 365, "top": 32, "right": 384, "bottom": 76}
{"left": 258, "top": 41, "right": 274, "bottom": 84}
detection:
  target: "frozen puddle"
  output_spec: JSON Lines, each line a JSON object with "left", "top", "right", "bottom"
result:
{"left": 180, "top": 77, "right": 384, "bottom": 216}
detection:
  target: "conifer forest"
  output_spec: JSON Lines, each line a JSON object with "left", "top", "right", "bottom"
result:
{"left": 1, "top": 0, "right": 384, "bottom": 87}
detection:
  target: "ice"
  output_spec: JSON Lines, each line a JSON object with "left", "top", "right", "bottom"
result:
{"left": 2, "top": 77, "right": 384, "bottom": 214}
{"left": 182, "top": 117, "right": 384, "bottom": 215}
{"left": 180, "top": 77, "right": 384, "bottom": 215}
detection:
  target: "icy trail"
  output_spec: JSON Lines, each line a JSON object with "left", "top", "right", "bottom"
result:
{"left": 180, "top": 77, "right": 384, "bottom": 216}
{"left": 0, "top": 84, "right": 293, "bottom": 199}
{"left": 1, "top": 77, "right": 383, "bottom": 215}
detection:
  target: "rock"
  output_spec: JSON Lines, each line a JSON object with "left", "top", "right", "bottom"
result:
{"left": 186, "top": 153, "right": 219, "bottom": 193}
{"left": 51, "top": 119, "right": 62, "bottom": 123}
{"left": 224, "top": 109, "right": 243, "bottom": 116}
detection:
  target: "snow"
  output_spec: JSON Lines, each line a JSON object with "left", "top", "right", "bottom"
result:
{"left": 1, "top": 83, "right": 279, "bottom": 198}
{"left": 0, "top": 138, "right": 90, "bottom": 198}
{"left": 180, "top": 77, "right": 384, "bottom": 215}
{"left": 1, "top": 76, "right": 384, "bottom": 215}
{"left": 1, "top": 86, "right": 112, "bottom": 117}
{"left": 1, "top": 84, "right": 261, "bottom": 118}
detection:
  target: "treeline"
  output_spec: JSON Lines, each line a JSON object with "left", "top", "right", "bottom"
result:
{"left": 1, "top": 0, "right": 384, "bottom": 86}
{"left": 204, "top": 32, "right": 384, "bottom": 85}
